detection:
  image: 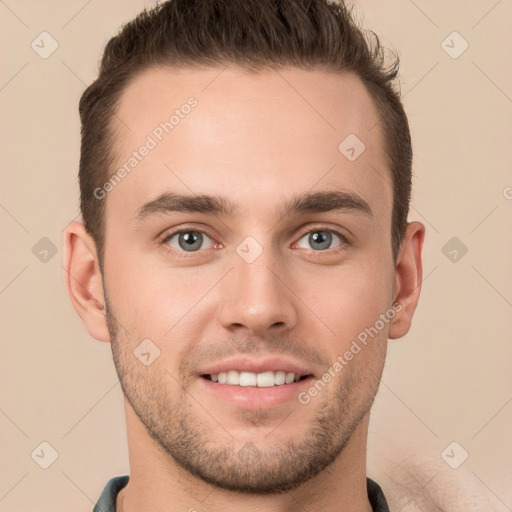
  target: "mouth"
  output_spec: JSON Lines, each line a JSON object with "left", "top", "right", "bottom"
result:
{"left": 196, "top": 356, "right": 317, "bottom": 409}
{"left": 201, "top": 370, "right": 311, "bottom": 387}
{"left": 198, "top": 370, "right": 315, "bottom": 410}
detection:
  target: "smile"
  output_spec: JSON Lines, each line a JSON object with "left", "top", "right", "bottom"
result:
{"left": 203, "top": 370, "right": 309, "bottom": 387}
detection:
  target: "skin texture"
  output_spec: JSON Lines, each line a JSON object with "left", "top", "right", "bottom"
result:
{"left": 64, "top": 65, "right": 425, "bottom": 511}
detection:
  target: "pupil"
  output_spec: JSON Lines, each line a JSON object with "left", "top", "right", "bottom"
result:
{"left": 180, "top": 231, "right": 201, "bottom": 251}
{"left": 310, "top": 231, "right": 331, "bottom": 250}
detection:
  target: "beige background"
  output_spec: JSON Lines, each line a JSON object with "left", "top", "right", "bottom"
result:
{"left": 1, "top": 1, "right": 511, "bottom": 510}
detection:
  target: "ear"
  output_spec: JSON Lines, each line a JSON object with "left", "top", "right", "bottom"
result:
{"left": 62, "top": 221, "right": 111, "bottom": 343}
{"left": 388, "top": 221, "right": 425, "bottom": 339}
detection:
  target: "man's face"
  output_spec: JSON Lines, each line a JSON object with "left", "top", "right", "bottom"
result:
{"left": 102, "top": 65, "right": 396, "bottom": 493}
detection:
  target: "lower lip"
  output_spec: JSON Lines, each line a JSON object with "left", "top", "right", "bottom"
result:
{"left": 197, "top": 376, "right": 314, "bottom": 409}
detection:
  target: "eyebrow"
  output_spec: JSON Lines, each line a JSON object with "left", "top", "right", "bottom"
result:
{"left": 134, "top": 190, "right": 373, "bottom": 223}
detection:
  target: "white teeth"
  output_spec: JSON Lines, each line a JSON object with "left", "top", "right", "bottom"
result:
{"left": 239, "top": 371, "right": 257, "bottom": 387}
{"left": 209, "top": 370, "right": 304, "bottom": 387}
{"left": 227, "top": 370, "right": 239, "bottom": 385}
{"left": 257, "top": 371, "right": 275, "bottom": 387}
{"left": 274, "top": 371, "right": 286, "bottom": 385}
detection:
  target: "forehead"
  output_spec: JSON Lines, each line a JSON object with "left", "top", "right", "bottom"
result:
{"left": 107, "top": 65, "right": 392, "bottom": 225}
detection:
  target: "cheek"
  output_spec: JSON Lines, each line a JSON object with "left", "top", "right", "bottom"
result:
{"left": 104, "top": 240, "right": 394, "bottom": 355}
{"left": 297, "top": 259, "right": 393, "bottom": 344}
{"left": 104, "top": 258, "right": 218, "bottom": 342}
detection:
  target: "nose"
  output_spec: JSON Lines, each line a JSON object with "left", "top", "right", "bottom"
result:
{"left": 217, "top": 247, "right": 298, "bottom": 337}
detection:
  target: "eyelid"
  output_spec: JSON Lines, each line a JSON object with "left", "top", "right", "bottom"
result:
{"left": 293, "top": 225, "right": 350, "bottom": 253}
{"left": 294, "top": 223, "right": 351, "bottom": 244}
{"left": 159, "top": 225, "right": 219, "bottom": 256}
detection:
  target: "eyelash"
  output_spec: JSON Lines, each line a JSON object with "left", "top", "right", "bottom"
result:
{"left": 159, "top": 225, "right": 350, "bottom": 258}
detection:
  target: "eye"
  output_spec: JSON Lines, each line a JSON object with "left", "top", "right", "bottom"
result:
{"left": 295, "top": 228, "right": 348, "bottom": 251}
{"left": 160, "top": 226, "right": 348, "bottom": 257}
{"left": 162, "top": 230, "right": 215, "bottom": 253}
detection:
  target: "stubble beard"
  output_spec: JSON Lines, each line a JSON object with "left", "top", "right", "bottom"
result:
{"left": 104, "top": 295, "right": 381, "bottom": 495}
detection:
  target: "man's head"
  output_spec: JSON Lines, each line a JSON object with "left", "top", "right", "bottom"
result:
{"left": 78, "top": 0, "right": 412, "bottom": 270}
{"left": 65, "top": 0, "right": 424, "bottom": 497}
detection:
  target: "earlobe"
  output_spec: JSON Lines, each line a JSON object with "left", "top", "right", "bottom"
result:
{"left": 388, "top": 221, "right": 425, "bottom": 340}
{"left": 62, "top": 221, "right": 111, "bottom": 343}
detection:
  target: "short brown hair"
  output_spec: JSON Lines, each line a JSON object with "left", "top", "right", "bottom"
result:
{"left": 79, "top": 0, "right": 412, "bottom": 268}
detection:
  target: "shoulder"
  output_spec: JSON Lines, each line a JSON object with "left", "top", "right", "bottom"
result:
{"left": 93, "top": 475, "right": 129, "bottom": 512}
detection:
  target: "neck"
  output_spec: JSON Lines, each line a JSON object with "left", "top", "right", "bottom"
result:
{"left": 117, "top": 397, "right": 374, "bottom": 512}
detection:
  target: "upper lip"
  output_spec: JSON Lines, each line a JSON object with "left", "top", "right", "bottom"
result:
{"left": 198, "top": 356, "right": 315, "bottom": 377}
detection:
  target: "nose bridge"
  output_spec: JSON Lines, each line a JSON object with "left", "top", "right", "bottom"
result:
{"left": 217, "top": 238, "right": 297, "bottom": 335}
